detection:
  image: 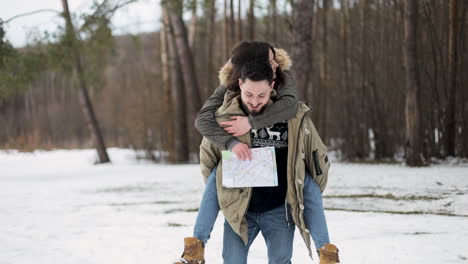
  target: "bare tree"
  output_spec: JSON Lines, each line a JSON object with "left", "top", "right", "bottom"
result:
{"left": 205, "top": 0, "right": 217, "bottom": 90}
{"left": 248, "top": 0, "right": 255, "bottom": 40}
{"left": 166, "top": 0, "right": 202, "bottom": 155}
{"left": 318, "top": 0, "right": 331, "bottom": 140}
{"left": 446, "top": 0, "right": 459, "bottom": 156}
{"left": 403, "top": 0, "right": 424, "bottom": 166}
{"left": 230, "top": 0, "right": 235, "bottom": 47}
{"left": 189, "top": 0, "right": 198, "bottom": 49}
{"left": 162, "top": 7, "right": 189, "bottom": 163}
{"left": 291, "top": 0, "right": 315, "bottom": 100}
{"left": 223, "top": 0, "right": 230, "bottom": 59}
{"left": 60, "top": 0, "right": 110, "bottom": 163}
{"left": 271, "top": 0, "right": 278, "bottom": 43}
{"left": 160, "top": 6, "right": 174, "bottom": 161}
{"left": 237, "top": 0, "right": 243, "bottom": 42}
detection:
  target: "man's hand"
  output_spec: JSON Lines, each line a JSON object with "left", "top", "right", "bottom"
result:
{"left": 231, "top": 142, "right": 252, "bottom": 161}
{"left": 219, "top": 116, "right": 252, "bottom": 137}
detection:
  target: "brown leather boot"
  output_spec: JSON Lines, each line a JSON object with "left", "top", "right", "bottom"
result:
{"left": 319, "top": 243, "right": 340, "bottom": 264}
{"left": 174, "top": 237, "right": 205, "bottom": 264}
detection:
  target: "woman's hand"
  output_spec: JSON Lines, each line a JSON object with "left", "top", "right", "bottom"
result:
{"left": 219, "top": 116, "right": 252, "bottom": 137}
{"left": 231, "top": 142, "right": 252, "bottom": 161}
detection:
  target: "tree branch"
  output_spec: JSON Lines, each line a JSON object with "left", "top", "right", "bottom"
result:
{"left": 2, "top": 9, "right": 61, "bottom": 24}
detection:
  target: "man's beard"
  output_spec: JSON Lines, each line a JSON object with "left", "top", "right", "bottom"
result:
{"left": 242, "top": 102, "right": 266, "bottom": 116}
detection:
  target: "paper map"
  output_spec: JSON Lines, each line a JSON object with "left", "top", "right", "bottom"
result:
{"left": 222, "top": 147, "right": 278, "bottom": 188}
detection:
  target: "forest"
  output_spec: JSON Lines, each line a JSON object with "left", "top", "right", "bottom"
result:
{"left": 1, "top": 0, "right": 467, "bottom": 166}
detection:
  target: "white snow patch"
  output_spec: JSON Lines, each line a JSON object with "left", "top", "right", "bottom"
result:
{"left": 1, "top": 148, "right": 468, "bottom": 263}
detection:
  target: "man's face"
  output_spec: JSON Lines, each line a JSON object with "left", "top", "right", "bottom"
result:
{"left": 239, "top": 78, "right": 274, "bottom": 115}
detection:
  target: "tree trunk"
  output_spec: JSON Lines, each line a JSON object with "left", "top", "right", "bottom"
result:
{"left": 166, "top": 1, "right": 202, "bottom": 156}
{"left": 339, "top": 0, "right": 353, "bottom": 158}
{"left": 446, "top": 0, "right": 459, "bottom": 156}
{"left": 319, "top": 0, "right": 330, "bottom": 141}
{"left": 163, "top": 7, "right": 189, "bottom": 163}
{"left": 60, "top": 0, "right": 110, "bottom": 163}
{"left": 206, "top": 0, "right": 216, "bottom": 90}
{"left": 188, "top": 0, "right": 197, "bottom": 50}
{"left": 271, "top": 0, "right": 277, "bottom": 43}
{"left": 160, "top": 6, "right": 174, "bottom": 161}
{"left": 230, "top": 0, "right": 235, "bottom": 47}
{"left": 403, "top": 0, "right": 424, "bottom": 166}
{"left": 291, "top": 0, "right": 314, "bottom": 100}
{"left": 237, "top": 0, "right": 242, "bottom": 42}
{"left": 248, "top": 0, "right": 255, "bottom": 40}
{"left": 223, "top": 0, "right": 230, "bottom": 59}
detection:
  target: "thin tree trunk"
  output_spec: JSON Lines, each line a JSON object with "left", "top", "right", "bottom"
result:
{"left": 319, "top": 0, "right": 330, "bottom": 140}
{"left": 60, "top": 0, "right": 110, "bottom": 163}
{"left": 189, "top": 0, "right": 197, "bottom": 49}
{"left": 160, "top": 7, "right": 174, "bottom": 161}
{"left": 166, "top": 1, "right": 202, "bottom": 156}
{"left": 446, "top": 0, "right": 459, "bottom": 156}
{"left": 291, "top": 0, "right": 314, "bottom": 100}
{"left": 339, "top": 0, "right": 353, "bottom": 157}
{"left": 230, "top": 0, "right": 235, "bottom": 47}
{"left": 237, "top": 0, "right": 242, "bottom": 42}
{"left": 248, "top": 0, "right": 255, "bottom": 40}
{"left": 403, "top": 0, "right": 424, "bottom": 166}
{"left": 163, "top": 7, "right": 189, "bottom": 163}
{"left": 166, "top": 3, "right": 202, "bottom": 113}
{"left": 206, "top": 0, "right": 216, "bottom": 89}
{"left": 223, "top": 0, "right": 230, "bottom": 59}
{"left": 271, "top": 0, "right": 277, "bottom": 43}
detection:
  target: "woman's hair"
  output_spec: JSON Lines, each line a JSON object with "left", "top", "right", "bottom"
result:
{"left": 225, "top": 41, "right": 285, "bottom": 92}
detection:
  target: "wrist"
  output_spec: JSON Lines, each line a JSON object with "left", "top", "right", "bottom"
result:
{"left": 226, "top": 138, "right": 241, "bottom": 151}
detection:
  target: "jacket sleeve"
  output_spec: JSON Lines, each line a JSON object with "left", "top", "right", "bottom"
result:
{"left": 248, "top": 71, "right": 299, "bottom": 129}
{"left": 195, "top": 85, "right": 237, "bottom": 150}
{"left": 303, "top": 116, "right": 330, "bottom": 193}
{"left": 199, "top": 137, "right": 221, "bottom": 183}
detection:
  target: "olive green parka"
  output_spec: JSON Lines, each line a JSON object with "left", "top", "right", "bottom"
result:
{"left": 199, "top": 96, "right": 330, "bottom": 258}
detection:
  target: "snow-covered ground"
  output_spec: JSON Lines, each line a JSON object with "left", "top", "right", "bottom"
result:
{"left": 1, "top": 148, "right": 467, "bottom": 264}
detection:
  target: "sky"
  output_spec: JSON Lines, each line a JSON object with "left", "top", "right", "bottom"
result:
{"left": 0, "top": 0, "right": 162, "bottom": 47}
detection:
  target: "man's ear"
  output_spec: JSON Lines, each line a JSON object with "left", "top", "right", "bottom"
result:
{"left": 270, "top": 81, "right": 275, "bottom": 90}
{"left": 238, "top": 78, "right": 243, "bottom": 89}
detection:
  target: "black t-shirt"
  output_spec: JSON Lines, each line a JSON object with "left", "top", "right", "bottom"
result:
{"left": 247, "top": 121, "right": 289, "bottom": 213}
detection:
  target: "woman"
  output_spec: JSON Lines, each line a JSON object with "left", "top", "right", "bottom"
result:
{"left": 175, "top": 41, "right": 339, "bottom": 264}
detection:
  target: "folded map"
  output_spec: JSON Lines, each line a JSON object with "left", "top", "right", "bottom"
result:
{"left": 222, "top": 147, "right": 278, "bottom": 188}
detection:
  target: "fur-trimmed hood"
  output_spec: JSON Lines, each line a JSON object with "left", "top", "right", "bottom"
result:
{"left": 218, "top": 48, "right": 292, "bottom": 86}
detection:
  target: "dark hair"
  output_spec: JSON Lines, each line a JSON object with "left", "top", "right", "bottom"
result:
{"left": 240, "top": 62, "right": 273, "bottom": 85}
{"left": 225, "top": 41, "right": 284, "bottom": 92}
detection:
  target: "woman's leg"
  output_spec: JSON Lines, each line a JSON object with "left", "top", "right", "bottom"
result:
{"left": 303, "top": 171, "right": 330, "bottom": 249}
{"left": 193, "top": 168, "right": 220, "bottom": 244}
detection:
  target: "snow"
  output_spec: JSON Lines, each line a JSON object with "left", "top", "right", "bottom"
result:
{"left": 1, "top": 148, "right": 468, "bottom": 264}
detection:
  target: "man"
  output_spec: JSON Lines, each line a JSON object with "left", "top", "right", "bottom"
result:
{"left": 199, "top": 61, "right": 339, "bottom": 264}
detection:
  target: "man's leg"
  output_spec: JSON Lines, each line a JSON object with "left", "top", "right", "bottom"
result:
{"left": 260, "top": 205, "right": 295, "bottom": 264}
{"left": 303, "top": 171, "right": 330, "bottom": 249}
{"left": 193, "top": 168, "right": 220, "bottom": 244}
{"left": 223, "top": 213, "right": 260, "bottom": 264}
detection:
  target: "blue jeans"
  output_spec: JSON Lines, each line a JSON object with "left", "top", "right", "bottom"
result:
{"left": 223, "top": 205, "right": 295, "bottom": 264}
{"left": 303, "top": 171, "right": 330, "bottom": 249}
{"left": 193, "top": 169, "right": 330, "bottom": 249}
{"left": 193, "top": 169, "right": 220, "bottom": 244}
